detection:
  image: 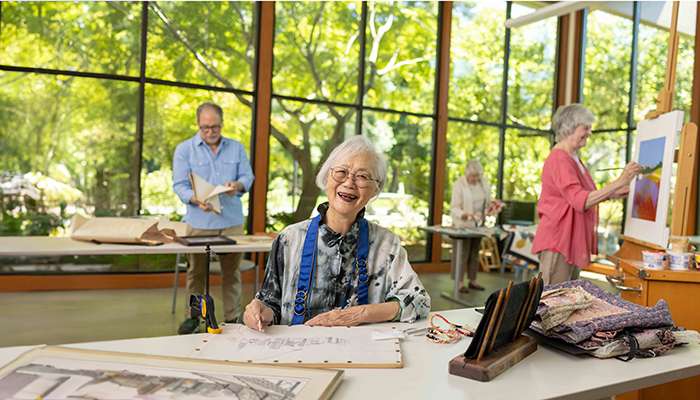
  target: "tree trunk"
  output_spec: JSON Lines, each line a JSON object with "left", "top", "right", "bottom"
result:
{"left": 126, "top": 139, "right": 140, "bottom": 215}
{"left": 292, "top": 173, "right": 321, "bottom": 222}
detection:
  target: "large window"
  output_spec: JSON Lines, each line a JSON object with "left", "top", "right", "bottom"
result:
{"left": 1, "top": 1, "right": 256, "bottom": 273}
{"left": 582, "top": 1, "right": 696, "bottom": 255}
{"left": 443, "top": 2, "right": 557, "bottom": 260}
{"left": 269, "top": 1, "right": 438, "bottom": 262}
{"left": 2, "top": 1, "right": 697, "bottom": 274}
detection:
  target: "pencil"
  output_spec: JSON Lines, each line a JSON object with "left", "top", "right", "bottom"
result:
{"left": 258, "top": 316, "right": 263, "bottom": 332}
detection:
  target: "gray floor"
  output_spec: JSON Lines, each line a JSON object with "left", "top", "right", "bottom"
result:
{"left": 0, "top": 270, "right": 615, "bottom": 348}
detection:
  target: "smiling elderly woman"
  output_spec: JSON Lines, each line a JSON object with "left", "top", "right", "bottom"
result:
{"left": 242, "top": 136, "right": 431, "bottom": 330}
{"left": 531, "top": 104, "right": 642, "bottom": 286}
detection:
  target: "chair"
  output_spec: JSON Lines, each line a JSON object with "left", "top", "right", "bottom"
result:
{"left": 171, "top": 254, "right": 258, "bottom": 314}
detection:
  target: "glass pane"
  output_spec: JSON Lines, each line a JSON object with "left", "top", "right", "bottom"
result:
{"left": 583, "top": 9, "right": 633, "bottom": 130}
{"left": 267, "top": 99, "right": 356, "bottom": 230}
{"left": 1, "top": 71, "right": 139, "bottom": 237}
{"left": 0, "top": 1, "right": 142, "bottom": 75}
{"left": 362, "top": 111, "right": 433, "bottom": 263}
{"left": 142, "top": 85, "right": 253, "bottom": 222}
{"left": 579, "top": 130, "right": 628, "bottom": 255}
{"left": 635, "top": 7, "right": 669, "bottom": 122}
{"left": 363, "top": 1, "right": 438, "bottom": 114}
{"left": 503, "top": 129, "right": 550, "bottom": 202}
{"left": 675, "top": 35, "right": 695, "bottom": 123}
{"left": 449, "top": 2, "right": 506, "bottom": 123}
{"left": 147, "top": 1, "right": 255, "bottom": 91}
{"left": 507, "top": 4, "right": 557, "bottom": 130}
{"left": 442, "top": 122, "right": 500, "bottom": 261}
{"left": 273, "top": 2, "right": 361, "bottom": 104}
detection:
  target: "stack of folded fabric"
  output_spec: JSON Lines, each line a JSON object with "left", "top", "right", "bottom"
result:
{"left": 529, "top": 279, "right": 700, "bottom": 360}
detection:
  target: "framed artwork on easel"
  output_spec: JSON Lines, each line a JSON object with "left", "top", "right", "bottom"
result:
{"left": 623, "top": 110, "right": 684, "bottom": 248}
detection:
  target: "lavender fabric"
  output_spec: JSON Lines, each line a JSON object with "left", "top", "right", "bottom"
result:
{"left": 530, "top": 279, "right": 674, "bottom": 344}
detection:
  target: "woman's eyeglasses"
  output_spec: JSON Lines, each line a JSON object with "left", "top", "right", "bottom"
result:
{"left": 330, "top": 167, "right": 378, "bottom": 189}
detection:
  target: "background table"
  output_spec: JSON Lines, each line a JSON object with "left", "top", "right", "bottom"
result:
{"left": 1, "top": 308, "right": 698, "bottom": 400}
{"left": 0, "top": 236, "right": 274, "bottom": 302}
{"left": 0, "top": 235, "right": 273, "bottom": 257}
{"left": 420, "top": 225, "right": 507, "bottom": 307}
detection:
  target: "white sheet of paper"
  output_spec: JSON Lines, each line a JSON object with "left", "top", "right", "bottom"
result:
{"left": 188, "top": 324, "right": 403, "bottom": 368}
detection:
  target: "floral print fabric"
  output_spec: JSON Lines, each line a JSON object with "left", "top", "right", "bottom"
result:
{"left": 530, "top": 279, "right": 674, "bottom": 344}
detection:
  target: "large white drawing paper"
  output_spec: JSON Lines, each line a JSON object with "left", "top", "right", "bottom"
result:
{"left": 188, "top": 323, "right": 403, "bottom": 368}
{"left": 624, "top": 110, "right": 682, "bottom": 247}
{"left": 0, "top": 346, "right": 343, "bottom": 400}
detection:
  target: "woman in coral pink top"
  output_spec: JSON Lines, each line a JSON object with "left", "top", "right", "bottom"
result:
{"left": 532, "top": 104, "right": 642, "bottom": 285}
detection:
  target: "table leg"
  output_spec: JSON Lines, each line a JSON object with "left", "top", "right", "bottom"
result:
{"left": 441, "top": 238, "right": 474, "bottom": 307}
{"left": 172, "top": 253, "right": 181, "bottom": 314}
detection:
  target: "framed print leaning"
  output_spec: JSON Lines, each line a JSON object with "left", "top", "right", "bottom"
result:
{"left": 0, "top": 346, "right": 343, "bottom": 400}
{"left": 624, "top": 111, "right": 683, "bottom": 247}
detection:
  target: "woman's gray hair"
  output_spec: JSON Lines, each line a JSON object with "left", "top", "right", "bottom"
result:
{"left": 315, "top": 135, "right": 387, "bottom": 197}
{"left": 464, "top": 159, "right": 483, "bottom": 176}
{"left": 552, "top": 103, "right": 596, "bottom": 142}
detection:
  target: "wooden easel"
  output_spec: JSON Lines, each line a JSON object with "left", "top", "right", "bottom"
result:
{"left": 449, "top": 273, "right": 542, "bottom": 382}
{"left": 610, "top": 4, "right": 700, "bottom": 399}
{"left": 608, "top": 1, "right": 699, "bottom": 266}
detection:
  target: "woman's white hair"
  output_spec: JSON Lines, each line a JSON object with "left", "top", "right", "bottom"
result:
{"left": 552, "top": 103, "right": 596, "bottom": 142}
{"left": 464, "top": 159, "right": 483, "bottom": 176}
{"left": 315, "top": 135, "right": 387, "bottom": 197}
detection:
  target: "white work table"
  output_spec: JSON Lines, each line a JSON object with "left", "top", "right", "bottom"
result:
{"left": 0, "top": 235, "right": 273, "bottom": 257}
{"left": 1, "top": 309, "right": 698, "bottom": 400}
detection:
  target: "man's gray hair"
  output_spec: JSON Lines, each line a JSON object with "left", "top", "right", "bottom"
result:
{"left": 464, "top": 159, "right": 483, "bottom": 176}
{"left": 552, "top": 103, "right": 595, "bottom": 142}
{"left": 316, "top": 135, "right": 387, "bottom": 197}
{"left": 197, "top": 102, "right": 224, "bottom": 122}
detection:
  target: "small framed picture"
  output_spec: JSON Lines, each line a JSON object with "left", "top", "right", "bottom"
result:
{"left": 174, "top": 235, "right": 237, "bottom": 246}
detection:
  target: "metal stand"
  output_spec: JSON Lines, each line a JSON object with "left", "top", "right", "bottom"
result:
{"left": 440, "top": 237, "right": 474, "bottom": 307}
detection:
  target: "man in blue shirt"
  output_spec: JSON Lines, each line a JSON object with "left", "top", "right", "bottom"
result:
{"left": 172, "top": 102, "right": 255, "bottom": 334}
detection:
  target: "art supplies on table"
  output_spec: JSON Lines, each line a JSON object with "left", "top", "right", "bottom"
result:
{"left": 668, "top": 252, "right": 693, "bottom": 270}
{"left": 449, "top": 274, "right": 544, "bottom": 382}
{"left": 669, "top": 235, "right": 691, "bottom": 253}
{"left": 187, "top": 323, "right": 403, "bottom": 368}
{"left": 642, "top": 250, "right": 668, "bottom": 270}
{"left": 424, "top": 313, "right": 475, "bottom": 344}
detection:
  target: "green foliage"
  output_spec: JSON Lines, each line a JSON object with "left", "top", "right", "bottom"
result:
{"left": 449, "top": 2, "right": 505, "bottom": 122}
{"left": 507, "top": 3, "right": 557, "bottom": 130}
{"left": 1, "top": 1, "right": 682, "bottom": 262}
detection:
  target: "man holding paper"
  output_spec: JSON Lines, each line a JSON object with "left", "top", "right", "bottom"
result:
{"left": 172, "top": 102, "right": 255, "bottom": 335}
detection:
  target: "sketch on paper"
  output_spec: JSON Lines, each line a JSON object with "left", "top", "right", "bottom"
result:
{"left": 631, "top": 137, "right": 665, "bottom": 221}
{"left": 0, "top": 356, "right": 308, "bottom": 400}
{"left": 189, "top": 324, "right": 403, "bottom": 368}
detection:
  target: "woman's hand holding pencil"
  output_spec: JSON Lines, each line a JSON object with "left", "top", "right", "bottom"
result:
{"left": 243, "top": 298, "right": 274, "bottom": 332}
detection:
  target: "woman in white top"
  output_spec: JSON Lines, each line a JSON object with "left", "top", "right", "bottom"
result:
{"left": 450, "top": 159, "right": 491, "bottom": 292}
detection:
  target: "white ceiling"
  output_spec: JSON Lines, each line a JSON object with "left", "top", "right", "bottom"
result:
{"left": 598, "top": 1, "right": 696, "bottom": 38}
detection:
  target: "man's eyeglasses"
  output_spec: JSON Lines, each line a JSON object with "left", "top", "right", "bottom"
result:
{"left": 199, "top": 125, "right": 222, "bottom": 133}
{"left": 330, "top": 167, "right": 378, "bottom": 189}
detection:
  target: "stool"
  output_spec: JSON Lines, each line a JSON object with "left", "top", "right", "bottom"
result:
{"left": 171, "top": 254, "right": 258, "bottom": 314}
